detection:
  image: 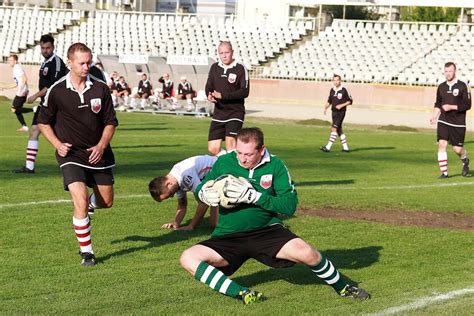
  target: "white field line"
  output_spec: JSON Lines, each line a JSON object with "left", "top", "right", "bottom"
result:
{"left": 0, "top": 194, "right": 150, "bottom": 210}
{"left": 369, "top": 287, "right": 474, "bottom": 316}
{"left": 297, "top": 181, "right": 474, "bottom": 190}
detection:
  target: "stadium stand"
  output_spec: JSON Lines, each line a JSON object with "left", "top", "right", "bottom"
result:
{"left": 265, "top": 19, "right": 473, "bottom": 85}
{"left": 0, "top": 5, "right": 81, "bottom": 62}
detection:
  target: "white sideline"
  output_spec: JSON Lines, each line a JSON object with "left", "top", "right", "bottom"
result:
{"left": 298, "top": 181, "right": 474, "bottom": 190}
{"left": 0, "top": 194, "right": 150, "bottom": 210}
{"left": 369, "top": 287, "right": 474, "bottom": 316}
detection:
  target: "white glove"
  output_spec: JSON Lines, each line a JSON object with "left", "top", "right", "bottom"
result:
{"left": 224, "top": 177, "right": 261, "bottom": 204}
{"left": 198, "top": 180, "right": 220, "bottom": 207}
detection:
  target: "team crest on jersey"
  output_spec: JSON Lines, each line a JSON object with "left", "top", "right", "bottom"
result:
{"left": 337, "top": 93, "right": 343, "bottom": 100}
{"left": 228, "top": 73, "right": 237, "bottom": 84}
{"left": 42, "top": 67, "right": 49, "bottom": 76}
{"left": 260, "top": 174, "right": 273, "bottom": 189}
{"left": 453, "top": 89, "right": 459, "bottom": 96}
{"left": 90, "top": 98, "right": 101, "bottom": 113}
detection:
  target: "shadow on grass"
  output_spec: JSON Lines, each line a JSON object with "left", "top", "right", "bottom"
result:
{"left": 100, "top": 226, "right": 212, "bottom": 263}
{"left": 114, "top": 144, "right": 183, "bottom": 149}
{"left": 118, "top": 127, "right": 169, "bottom": 132}
{"left": 349, "top": 147, "right": 395, "bottom": 152}
{"left": 233, "top": 246, "right": 382, "bottom": 287}
{"left": 296, "top": 180, "right": 354, "bottom": 186}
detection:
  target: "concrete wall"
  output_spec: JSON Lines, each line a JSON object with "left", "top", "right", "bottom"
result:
{"left": 0, "top": 63, "right": 438, "bottom": 112}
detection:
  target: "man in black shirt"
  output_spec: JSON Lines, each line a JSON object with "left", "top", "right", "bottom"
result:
{"left": 114, "top": 76, "right": 131, "bottom": 108}
{"left": 131, "top": 73, "right": 153, "bottom": 110}
{"left": 430, "top": 62, "right": 472, "bottom": 178}
{"left": 155, "top": 72, "right": 178, "bottom": 111}
{"left": 38, "top": 43, "right": 118, "bottom": 266}
{"left": 205, "top": 41, "right": 249, "bottom": 155}
{"left": 13, "top": 34, "right": 68, "bottom": 173}
{"left": 177, "top": 76, "right": 195, "bottom": 112}
{"left": 320, "top": 74, "right": 353, "bottom": 153}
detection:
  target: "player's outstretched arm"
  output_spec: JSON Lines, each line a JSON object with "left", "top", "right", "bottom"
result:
{"left": 177, "top": 201, "right": 209, "bottom": 231}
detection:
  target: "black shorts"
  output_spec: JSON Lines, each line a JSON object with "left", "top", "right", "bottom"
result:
{"left": 199, "top": 224, "right": 298, "bottom": 276}
{"left": 12, "top": 96, "right": 27, "bottom": 110}
{"left": 437, "top": 123, "right": 465, "bottom": 147}
{"left": 208, "top": 119, "right": 243, "bottom": 141}
{"left": 31, "top": 107, "right": 40, "bottom": 125}
{"left": 332, "top": 111, "right": 346, "bottom": 129}
{"left": 61, "top": 164, "right": 114, "bottom": 191}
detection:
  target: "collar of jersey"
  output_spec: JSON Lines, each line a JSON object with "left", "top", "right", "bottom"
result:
{"left": 333, "top": 85, "right": 344, "bottom": 92}
{"left": 65, "top": 73, "right": 93, "bottom": 92}
{"left": 446, "top": 79, "right": 458, "bottom": 88}
{"left": 218, "top": 60, "right": 237, "bottom": 72}
{"left": 43, "top": 53, "right": 56, "bottom": 65}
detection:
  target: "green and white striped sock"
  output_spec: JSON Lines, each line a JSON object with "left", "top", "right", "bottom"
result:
{"left": 194, "top": 261, "right": 246, "bottom": 298}
{"left": 311, "top": 255, "right": 347, "bottom": 293}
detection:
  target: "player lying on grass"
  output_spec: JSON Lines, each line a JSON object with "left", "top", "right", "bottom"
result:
{"left": 180, "top": 127, "right": 370, "bottom": 304}
{"left": 149, "top": 155, "right": 218, "bottom": 230}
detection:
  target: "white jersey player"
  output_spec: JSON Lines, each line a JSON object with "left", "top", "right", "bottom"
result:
{"left": 149, "top": 155, "right": 218, "bottom": 230}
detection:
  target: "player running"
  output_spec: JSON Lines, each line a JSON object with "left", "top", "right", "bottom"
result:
{"left": 430, "top": 62, "right": 472, "bottom": 178}
{"left": 320, "top": 74, "right": 352, "bottom": 153}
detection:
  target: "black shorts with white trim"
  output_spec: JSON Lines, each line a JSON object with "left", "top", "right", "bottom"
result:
{"left": 437, "top": 122, "right": 466, "bottom": 147}
{"left": 198, "top": 224, "right": 298, "bottom": 276}
{"left": 61, "top": 163, "right": 114, "bottom": 191}
{"left": 208, "top": 119, "right": 243, "bottom": 141}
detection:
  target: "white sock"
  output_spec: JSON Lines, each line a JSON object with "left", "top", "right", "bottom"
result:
{"left": 123, "top": 95, "right": 129, "bottom": 106}
{"left": 340, "top": 134, "right": 349, "bottom": 150}
{"left": 111, "top": 94, "right": 117, "bottom": 106}
{"left": 26, "top": 140, "right": 39, "bottom": 170}
{"left": 438, "top": 152, "right": 448, "bottom": 175}
{"left": 73, "top": 216, "right": 93, "bottom": 254}
{"left": 461, "top": 150, "right": 468, "bottom": 161}
{"left": 326, "top": 132, "right": 337, "bottom": 149}
{"left": 140, "top": 99, "right": 146, "bottom": 108}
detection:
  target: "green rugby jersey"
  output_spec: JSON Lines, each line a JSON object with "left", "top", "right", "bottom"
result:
{"left": 195, "top": 150, "right": 298, "bottom": 237}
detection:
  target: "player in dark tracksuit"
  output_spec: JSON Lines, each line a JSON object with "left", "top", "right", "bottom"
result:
{"left": 430, "top": 62, "right": 472, "bottom": 178}
{"left": 205, "top": 41, "right": 249, "bottom": 156}
{"left": 320, "top": 74, "right": 353, "bottom": 153}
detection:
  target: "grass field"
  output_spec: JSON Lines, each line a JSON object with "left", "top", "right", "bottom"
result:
{"left": 1, "top": 102, "right": 473, "bottom": 315}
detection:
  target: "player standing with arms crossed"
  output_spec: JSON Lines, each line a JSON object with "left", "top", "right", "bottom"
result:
{"left": 38, "top": 43, "right": 118, "bottom": 266}
{"left": 13, "top": 34, "right": 68, "bottom": 174}
{"left": 430, "top": 62, "right": 472, "bottom": 178}
{"left": 320, "top": 74, "right": 352, "bottom": 153}
{"left": 206, "top": 41, "right": 249, "bottom": 156}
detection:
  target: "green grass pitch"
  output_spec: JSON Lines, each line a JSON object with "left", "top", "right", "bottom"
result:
{"left": 1, "top": 102, "right": 473, "bottom": 314}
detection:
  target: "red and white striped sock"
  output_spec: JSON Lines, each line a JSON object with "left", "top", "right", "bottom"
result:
{"left": 340, "top": 134, "right": 349, "bottom": 150}
{"left": 326, "top": 132, "right": 337, "bottom": 149}
{"left": 25, "top": 140, "right": 38, "bottom": 170}
{"left": 73, "top": 216, "right": 93, "bottom": 254}
{"left": 438, "top": 152, "right": 448, "bottom": 176}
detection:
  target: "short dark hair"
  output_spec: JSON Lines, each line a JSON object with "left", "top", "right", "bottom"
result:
{"left": 444, "top": 62, "right": 456, "bottom": 69}
{"left": 9, "top": 54, "right": 18, "bottom": 61}
{"left": 40, "top": 34, "right": 54, "bottom": 45}
{"left": 148, "top": 176, "right": 167, "bottom": 202}
{"left": 67, "top": 42, "right": 92, "bottom": 59}
{"left": 333, "top": 74, "right": 341, "bottom": 80}
{"left": 237, "top": 127, "right": 264, "bottom": 149}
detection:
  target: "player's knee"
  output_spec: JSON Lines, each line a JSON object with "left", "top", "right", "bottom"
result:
{"left": 293, "top": 239, "right": 320, "bottom": 264}
{"left": 208, "top": 145, "right": 220, "bottom": 156}
{"left": 101, "top": 198, "right": 113, "bottom": 208}
{"left": 180, "top": 248, "right": 197, "bottom": 273}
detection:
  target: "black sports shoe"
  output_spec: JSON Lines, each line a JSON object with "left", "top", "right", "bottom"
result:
{"left": 88, "top": 194, "right": 96, "bottom": 215}
{"left": 339, "top": 284, "right": 370, "bottom": 300}
{"left": 438, "top": 174, "right": 449, "bottom": 179}
{"left": 320, "top": 146, "right": 330, "bottom": 152}
{"left": 462, "top": 158, "right": 470, "bottom": 177}
{"left": 13, "top": 166, "right": 34, "bottom": 174}
{"left": 79, "top": 252, "right": 97, "bottom": 266}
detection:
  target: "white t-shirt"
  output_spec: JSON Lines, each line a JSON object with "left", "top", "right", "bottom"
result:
{"left": 13, "top": 64, "right": 28, "bottom": 97}
{"left": 169, "top": 155, "right": 217, "bottom": 199}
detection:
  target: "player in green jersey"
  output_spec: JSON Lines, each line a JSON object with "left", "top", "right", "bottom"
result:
{"left": 179, "top": 127, "right": 370, "bottom": 304}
